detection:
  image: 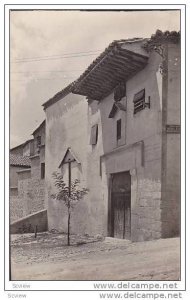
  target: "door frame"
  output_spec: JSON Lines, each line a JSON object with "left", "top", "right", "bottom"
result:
{"left": 108, "top": 170, "right": 131, "bottom": 239}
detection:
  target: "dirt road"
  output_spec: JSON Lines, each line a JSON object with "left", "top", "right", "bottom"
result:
{"left": 11, "top": 233, "right": 180, "bottom": 280}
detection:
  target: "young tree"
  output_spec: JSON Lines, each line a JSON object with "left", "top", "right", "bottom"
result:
{"left": 51, "top": 172, "right": 89, "bottom": 246}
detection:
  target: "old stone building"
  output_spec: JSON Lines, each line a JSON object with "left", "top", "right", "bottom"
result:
{"left": 10, "top": 139, "right": 34, "bottom": 157}
{"left": 43, "top": 31, "right": 180, "bottom": 242}
{"left": 17, "top": 120, "right": 46, "bottom": 218}
{"left": 10, "top": 155, "right": 31, "bottom": 221}
{"left": 10, "top": 120, "right": 46, "bottom": 223}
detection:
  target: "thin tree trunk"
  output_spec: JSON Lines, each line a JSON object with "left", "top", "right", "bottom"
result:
{"left": 67, "top": 206, "right": 70, "bottom": 246}
{"left": 68, "top": 161, "right": 71, "bottom": 246}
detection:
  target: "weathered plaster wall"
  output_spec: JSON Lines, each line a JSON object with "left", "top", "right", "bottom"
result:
{"left": 86, "top": 101, "right": 105, "bottom": 236}
{"left": 86, "top": 50, "right": 163, "bottom": 241}
{"left": 126, "top": 51, "right": 162, "bottom": 241}
{"left": 161, "top": 44, "right": 180, "bottom": 237}
{"left": 45, "top": 93, "right": 90, "bottom": 234}
{"left": 44, "top": 44, "right": 180, "bottom": 242}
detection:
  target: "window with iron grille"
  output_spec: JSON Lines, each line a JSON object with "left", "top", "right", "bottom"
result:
{"left": 90, "top": 124, "right": 98, "bottom": 145}
{"left": 116, "top": 119, "right": 122, "bottom": 141}
{"left": 133, "top": 89, "right": 145, "bottom": 114}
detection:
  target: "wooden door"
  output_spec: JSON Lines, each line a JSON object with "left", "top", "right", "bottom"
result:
{"left": 111, "top": 171, "right": 131, "bottom": 239}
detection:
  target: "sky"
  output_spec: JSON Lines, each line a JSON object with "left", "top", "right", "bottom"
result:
{"left": 10, "top": 9, "right": 180, "bottom": 148}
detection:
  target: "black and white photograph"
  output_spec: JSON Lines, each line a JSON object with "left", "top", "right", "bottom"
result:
{"left": 2, "top": 3, "right": 188, "bottom": 299}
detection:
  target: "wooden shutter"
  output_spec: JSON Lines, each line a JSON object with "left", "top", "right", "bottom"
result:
{"left": 133, "top": 89, "right": 145, "bottom": 114}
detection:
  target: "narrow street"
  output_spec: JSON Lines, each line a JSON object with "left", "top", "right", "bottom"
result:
{"left": 11, "top": 233, "right": 180, "bottom": 280}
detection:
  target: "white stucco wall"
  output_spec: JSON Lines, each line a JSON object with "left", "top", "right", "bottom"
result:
{"left": 45, "top": 93, "right": 90, "bottom": 234}
{"left": 87, "top": 50, "right": 163, "bottom": 240}
{"left": 44, "top": 43, "right": 180, "bottom": 241}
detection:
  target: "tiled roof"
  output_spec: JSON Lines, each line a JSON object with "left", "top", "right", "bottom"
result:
{"left": 72, "top": 38, "right": 149, "bottom": 100}
{"left": 42, "top": 31, "right": 180, "bottom": 108}
{"left": 42, "top": 39, "right": 146, "bottom": 109}
{"left": 142, "top": 30, "right": 180, "bottom": 52}
{"left": 10, "top": 154, "right": 31, "bottom": 167}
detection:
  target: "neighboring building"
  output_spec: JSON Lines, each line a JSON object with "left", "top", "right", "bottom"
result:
{"left": 23, "top": 139, "right": 34, "bottom": 157}
{"left": 10, "top": 154, "right": 31, "bottom": 197}
{"left": 10, "top": 154, "right": 31, "bottom": 221}
{"left": 31, "top": 120, "right": 46, "bottom": 182}
{"left": 10, "top": 139, "right": 34, "bottom": 157}
{"left": 10, "top": 121, "right": 46, "bottom": 222}
{"left": 10, "top": 139, "right": 34, "bottom": 199}
{"left": 43, "top": 30, "right": 180, "bottom": 242}
{"left": 10, "top": 143, "right": 25, "bottom": 157}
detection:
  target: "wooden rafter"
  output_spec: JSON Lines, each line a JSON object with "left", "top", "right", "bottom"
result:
{"left": 73, "top": 43, "right": 148, "bottom": 100}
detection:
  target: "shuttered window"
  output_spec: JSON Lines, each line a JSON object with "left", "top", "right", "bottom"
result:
{"left": 133, "top": 89, "right": 145, "bottom": 114}
{"left": 90, "top": 124, "right": 98, "bottom": 145}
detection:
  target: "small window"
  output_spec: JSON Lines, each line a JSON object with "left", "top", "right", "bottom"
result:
{"left": 90, "top": 124, "right": 98, "bottom": 145}
{"left": 37, "top": 136, "right": 41, "bottom": 147}
{"left": 133, "top": 89, "right": 145, "bottom": 114}
{"left": 116, "top": 119, "right": 121, "bottom": 140}
{"left": 41, "top": 163, "right": 45, "bottom": 179}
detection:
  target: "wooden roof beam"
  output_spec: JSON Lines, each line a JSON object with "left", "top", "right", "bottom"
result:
{"left": 89, "top": 77, "right": 123, "bottom": 99}
{"left": 76, "top": 56, "right": 137, "bottom": 93}
{"left": 89, "top": 57, "right": 134, "bottom": 82}
{"left": 75, "top": 78, "right": 112, "bottom": 95}
{"left": 81, "top": 65, "right": 130, "bottom": 98}
{"left": 83, "top": 74, "right": 126, "bottom": 97}
{"left": 76, "top": 66, "right": 115, "bottom": 88}
{"left": 81, "top": 74, "right": 115, "bottom": 90}
{"left": 77, "top": 68, "right": 122, "bottom": 93}
{"left": 93, "top": 67, "right": 127, "bottom": 82}
{"left": 75, "top": 74, "right": 110, "bottom": 91}
{"left": 116, "top": 48, "right": 149, "bottom": 64}
{"left": 114, "top": 51, "right": 147, "bottom": 68}
{"left": 108, "top": 55, "right": 139, "bottom": 73}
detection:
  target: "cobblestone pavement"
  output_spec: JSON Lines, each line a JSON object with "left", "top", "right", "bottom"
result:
{"left": 11, "top": 233, "right": 180, "bottom": 280}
